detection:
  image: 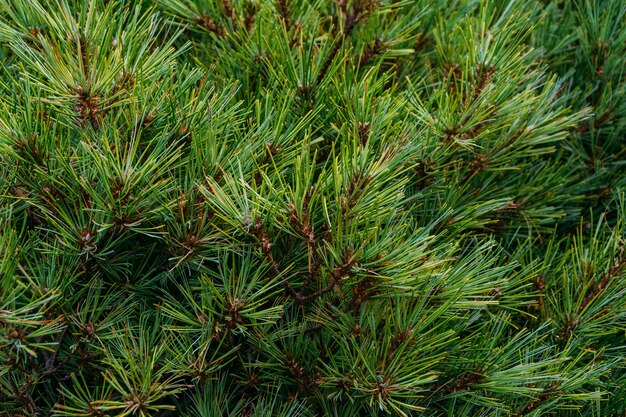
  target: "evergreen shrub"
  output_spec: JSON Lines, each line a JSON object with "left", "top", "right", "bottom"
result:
{"left": 0, "top": 0, "right": 625, "bottom": 416}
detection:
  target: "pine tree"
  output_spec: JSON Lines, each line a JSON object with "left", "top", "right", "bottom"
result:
{"left": 0, "top": 0, "right": 624, "bottom": 416}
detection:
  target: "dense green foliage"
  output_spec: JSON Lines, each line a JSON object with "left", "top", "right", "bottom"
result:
{"left": 0, "top": 0, "right": 625, "bottom": 415}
